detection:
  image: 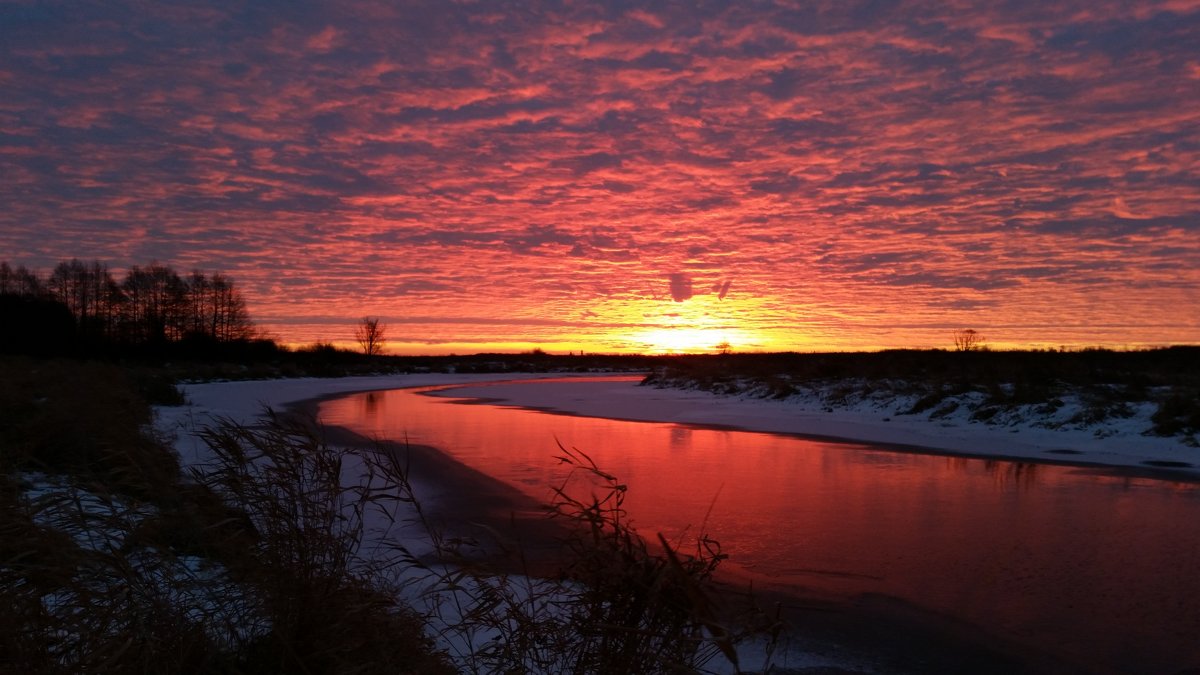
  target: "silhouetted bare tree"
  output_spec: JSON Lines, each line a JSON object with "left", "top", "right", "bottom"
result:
{"left": 355, "top": 317, "right": 387, "bottom": 356}
{"left": 183, "top": 271, "right": 253, "bottom": 342}
{"left": 122, "top": 264, "right": 187, "bottom": 343}
{"left": 0, "top": 262, "right": 42, "bottom": 297}
{"left": 208, "top": 273, "right": 252, "bottom": 342}
{"left": 953, "top": 328, "right": 984, "bottom": 352}
{"left": 47, "top": 259, "right": 123, "bottom": 341}
{"left": 1, "top": 259, "right": 255, "bottom": 351}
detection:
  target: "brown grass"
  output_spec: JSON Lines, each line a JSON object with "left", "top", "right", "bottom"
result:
{"left": 398, "top": 443, "right": 780, "bottom": 674}
{"left": 2, "top": 357, "right": 776, "bottom": 673}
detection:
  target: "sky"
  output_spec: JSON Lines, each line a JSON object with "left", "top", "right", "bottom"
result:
{"left": 2, "top": 0, "right": 1198, "bottom": 354}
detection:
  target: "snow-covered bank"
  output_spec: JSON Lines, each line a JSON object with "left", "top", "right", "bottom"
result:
{"left": 153, "top": 372, "right": 578, "bottom": 563}
{"left": 432, "top": 376, "right": 1200, "bottom": 478}
{"left": 155, "top": 371, "right": 1200, "bottom": 480}
{"left": 155, "top": 373, "right": 570, "bottom": 466}
{"left": 152, "top": 373, "right": 1177, "bottom": 672}
{"left": 153, "top": 373, "right": 863, "bottom": 674}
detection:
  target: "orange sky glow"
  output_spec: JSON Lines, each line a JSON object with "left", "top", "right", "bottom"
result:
{"left": 2, "top": 1, "right": 1198, "bottom": 353}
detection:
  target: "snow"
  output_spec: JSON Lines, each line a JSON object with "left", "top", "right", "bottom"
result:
{"left": 156, "top": 371, "right": 1198, "bottom": 516}
{"left": 146, "top": 372, "right": 1196, "bottom": 674}
{"left": 152, "top": 372, "right": 889, "bottom": 672}
{"left": 155, "top": 373, "right": 565, "bottom": 467}
{"left": 431, "top": 376, "right": 1200, "bottom": 477}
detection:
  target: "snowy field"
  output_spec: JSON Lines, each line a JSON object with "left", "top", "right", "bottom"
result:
{"left": 157, "top": 371, "right": 1198, "bottom": 480}
{"left": 150, "top": 373, "right": 1200, "bottom": 673}
{"left": 155, "top": 372, "right": 873, "bottom": 673}
{"left": 156, "top": 372, "right": 560, "bottom": 467}
{"left": 436, "top": 376, "right": 1200, "bottom": 477}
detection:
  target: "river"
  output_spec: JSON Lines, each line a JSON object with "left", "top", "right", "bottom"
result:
{"left": 318, "top": 376, "right": 1200, "bottom": 674}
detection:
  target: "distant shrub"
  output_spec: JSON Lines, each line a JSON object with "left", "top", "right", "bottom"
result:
{"left": 1069, "top": 389, "right": 1137, "bottom": 427}
{"left": 929, "top": 401, "right": 960, "bottom": 419}
{"left": 970, "top": 406, "right": 1001, "bottom": 423}
{"left": 1151, "top": 390, "right": 1200, "bottom": 437}
{"left": 298, "top": 341, "right": 341, "bottom": 354}
{"left": 1008, "top": 375, "right": 1057, "bottom": 405}
{"left": 906, "top": 389, "right": 948, "bottom": 415}
{"left": 762, "top": 375, "right": 795, "bottom": 399}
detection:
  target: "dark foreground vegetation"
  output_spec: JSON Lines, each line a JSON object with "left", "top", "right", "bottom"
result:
{"left": 0, "top": 358, "right": 770, "bottom": 674}
{"left": 0, "top": 358, "right": 448, "bottom": 673}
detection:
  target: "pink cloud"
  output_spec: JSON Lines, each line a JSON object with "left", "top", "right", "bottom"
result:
{"left": 0, "top": 0, "right": 1196, "bottom": 350}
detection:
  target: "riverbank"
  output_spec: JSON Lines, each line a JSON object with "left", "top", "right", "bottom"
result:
{"left": 159, "top": 373, "right": 877, "bottom": 672}
{"left": 431, "top": 375, "right": 1200, "bottom": 479}
{"left": 157, "top": 373, "right": 581, "bottom": 572}
{"left": 160, "top": 371, "right": 1200, "bottom": 528}
{"left": 155, "top": 373, "right": 1165, "bottom": 674}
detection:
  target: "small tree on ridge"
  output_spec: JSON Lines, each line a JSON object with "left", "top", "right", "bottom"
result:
{"left": 953, "top": 328, "right": 984, "bottom": 352}
{"left": 355, "top": 316, "right": 387, "bottom": 356}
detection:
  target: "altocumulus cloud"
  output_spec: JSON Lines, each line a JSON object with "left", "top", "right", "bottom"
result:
{"left": 0, "top": 0, "right": 1197, "bottom": 349}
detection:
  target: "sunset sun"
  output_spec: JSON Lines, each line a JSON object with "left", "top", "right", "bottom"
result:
{"left": 637, "top": 327, "right": 734, "bottom": 354}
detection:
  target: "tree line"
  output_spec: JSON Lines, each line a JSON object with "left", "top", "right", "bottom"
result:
{"left": 1, "top": 259, "right": 254, "bottom": 355}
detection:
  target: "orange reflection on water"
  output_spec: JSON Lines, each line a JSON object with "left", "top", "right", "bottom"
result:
{"left": 320, "top": 379, "right": 1200, "bottom": 673}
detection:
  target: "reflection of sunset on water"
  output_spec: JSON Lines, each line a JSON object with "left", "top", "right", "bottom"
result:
{"left": 319, "top": 380, "right": 1200, "bottom": 673}
{"left": 2, "top": 2, "right": 1197, "bottom": 352}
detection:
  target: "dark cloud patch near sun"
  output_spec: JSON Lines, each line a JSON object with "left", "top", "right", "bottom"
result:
{"left": 669, "top": 274, "right": 694, "bottom": 303}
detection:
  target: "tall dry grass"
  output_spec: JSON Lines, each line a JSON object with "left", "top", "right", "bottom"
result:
{"left": 2, "top": 359, "right": 776, "bottom": 673}
{"left": 395, "top": 443, "right": 780, "bottom": 674}
{"left": 1, "top": 359, "right": 452, "bottom": 674}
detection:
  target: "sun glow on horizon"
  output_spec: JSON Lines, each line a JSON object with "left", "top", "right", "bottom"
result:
{"left": 630, "top": 325, "right": 769, "bottom": 354}
{"left": 2, "top": 0, "right": 1198, "bottom": 353}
